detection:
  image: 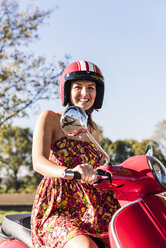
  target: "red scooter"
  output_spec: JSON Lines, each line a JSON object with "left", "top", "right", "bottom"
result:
{"left": 0, "top": 106, "right": 166, "bottom": 248}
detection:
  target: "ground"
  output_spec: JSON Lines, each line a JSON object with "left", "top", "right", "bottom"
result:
{"left": 0, "top": 193, "right": 35, "bottom": 206}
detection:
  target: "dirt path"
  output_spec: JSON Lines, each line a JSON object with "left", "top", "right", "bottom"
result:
{"left": 0, "top": 193, "right": 35, "bottom": 206}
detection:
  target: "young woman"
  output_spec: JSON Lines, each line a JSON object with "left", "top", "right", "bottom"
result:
{"left": 31, "top": 61, "right": 120, "bottom": 248}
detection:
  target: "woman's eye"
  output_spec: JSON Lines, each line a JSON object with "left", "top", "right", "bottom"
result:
{"left": 75, "top": 86, "right": 81, "bottom": 89}
{"left": 89, "top": 86, "right": 95, "bottom": 90}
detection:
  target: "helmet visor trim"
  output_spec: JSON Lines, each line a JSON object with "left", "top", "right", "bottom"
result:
{"left": 64, "top": 71, "right": 104, "bottom": 85}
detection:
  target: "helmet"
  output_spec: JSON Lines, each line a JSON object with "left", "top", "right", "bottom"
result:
{"left": 59, "top": 60, "right": 104, "bottom": 109}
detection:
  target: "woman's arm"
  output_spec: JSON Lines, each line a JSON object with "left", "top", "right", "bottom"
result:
{"left": 32, "top": 110, "right": 66, "bottom": 178}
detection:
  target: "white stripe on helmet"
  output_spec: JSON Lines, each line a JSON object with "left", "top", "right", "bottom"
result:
{"left": 78, "top": 61, "right": 86, "bottom": 71}
{"left": 77, "top": 60, "right": 96, "bottom": 72}
{"left": 88, "top": 62, "right": 95, "bottom": 72}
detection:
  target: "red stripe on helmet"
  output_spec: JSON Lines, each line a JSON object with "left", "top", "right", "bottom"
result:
{"left": 95, "top": 65, "right": 101, "bottom": 74}
{"left": 85, "top": 61, "right": 89, "bottom": 71}
{"left": 93, "top": 63, "right": 96, "bottom": 72}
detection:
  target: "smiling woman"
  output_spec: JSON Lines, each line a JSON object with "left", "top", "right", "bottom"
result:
{"left": 31, "top": 60, "right": 120, "bottom": 248}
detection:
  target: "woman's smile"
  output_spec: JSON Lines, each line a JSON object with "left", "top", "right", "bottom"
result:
{"left": 70, "top": 81, "right": 96, "bottom": 110}
{"left": 78, "top": 98, "right": 89, "bottom": 104}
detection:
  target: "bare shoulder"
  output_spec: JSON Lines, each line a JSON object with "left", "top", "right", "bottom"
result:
{"left": 36, "top": 110, "right": 61, "bottom": 127}
{"left": 38, "top": 110, "right": 60, "bottom": 120}
{"left": 34, "top": 110, "right": 63, "bottom": 145}
{"left": 34, "top": 110, "right": 62, "bottom": 135}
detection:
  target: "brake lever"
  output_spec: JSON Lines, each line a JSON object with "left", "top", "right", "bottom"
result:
{"left": 94, "top": 169, "right": 112, "bottom": 185}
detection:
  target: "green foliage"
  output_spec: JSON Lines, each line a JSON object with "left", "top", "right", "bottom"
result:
{"left": 21, "top": 173, "right": 43, "bottom": 193}
{"left": 98, "top": 126, "right": 104, "bottom": 142}
{"left": 108, "top": 139, "right": 135, "bottom": 164}
{"left": 0, "top": 0, "right": 67, "bottom": 126}
{"left": 0, "top": 125, "right": 32, "bottom": 191}
{"left": 132, "top": 139, "right": 166, "bottom": 163}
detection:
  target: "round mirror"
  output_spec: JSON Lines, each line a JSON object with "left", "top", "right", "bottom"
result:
{"left": 61, "top": 106, "right": 110, "bottom": 164}
{"left": 61, "top": 106, "right": 88, "bottom": 136}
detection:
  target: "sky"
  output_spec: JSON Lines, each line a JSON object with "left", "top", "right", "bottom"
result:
{"left": 15, "top": 0, "right": 166, "bottom": 142}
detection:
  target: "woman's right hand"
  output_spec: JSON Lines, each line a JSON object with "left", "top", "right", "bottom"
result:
{"left": 72, "top": 164, "right": 97, "bottom": 185}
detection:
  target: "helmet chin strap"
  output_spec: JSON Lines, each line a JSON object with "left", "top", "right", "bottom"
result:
{"left": 85, "top": 107, "right": 94, "bottom": 115}
{"left": 86, "top": 107, "right": 99, "bottom": 115}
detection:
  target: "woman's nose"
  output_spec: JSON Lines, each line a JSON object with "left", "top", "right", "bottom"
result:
{"left": 81, "top": 87, "right": 88, "bottom": 96}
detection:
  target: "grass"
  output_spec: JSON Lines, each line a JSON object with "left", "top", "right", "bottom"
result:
{"left": 0, "top": 210, "right": 31, "bottom": 223}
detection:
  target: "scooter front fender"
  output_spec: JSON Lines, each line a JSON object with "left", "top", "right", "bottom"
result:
{"left": 109, "top": 195, "right": 166, "bottom": 248}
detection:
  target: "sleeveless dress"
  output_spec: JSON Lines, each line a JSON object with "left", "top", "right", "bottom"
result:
{"left": 31, "top": 136, "right": 120, "bottom": 248}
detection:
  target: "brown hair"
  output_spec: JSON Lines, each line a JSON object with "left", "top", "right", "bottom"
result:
{"left": 87, "top": 113, "right": 95, "bottom": 132}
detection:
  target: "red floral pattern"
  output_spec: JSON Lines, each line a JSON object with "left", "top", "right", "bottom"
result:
{"left": 31, "top": 137, "right": 120, "bottom": 247}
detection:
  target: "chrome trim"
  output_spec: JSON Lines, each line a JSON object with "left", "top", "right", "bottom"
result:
{"left": 0, "top": 231, "right": 13, "bottom": 240}
{"left": 110, "top": 199, "right": 142, "bottom": 248}
{"left": 0, "top": 222, "right": 13, "bottom": 239}
{"left": 147, "top": 156, "right": 166, "bottom": 190}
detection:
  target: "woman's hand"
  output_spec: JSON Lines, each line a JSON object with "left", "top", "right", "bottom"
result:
{"left": 72, "top": 164, "right": 97, "bottom": 185}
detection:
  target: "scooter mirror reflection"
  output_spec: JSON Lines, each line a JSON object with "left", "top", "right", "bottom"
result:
{"left": 61, "top": 106, "right": 88, "bottom": 136}
{"left": 61, "top": 106, "right": 110, "bottom": 165}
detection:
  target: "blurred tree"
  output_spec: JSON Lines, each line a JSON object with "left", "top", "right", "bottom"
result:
{"left": 100, "top": 137, "right": 112, "bottom": 153}
{"left": 98, "top": 126, "right": 104, "bottom": 142}
{"left": 22, "top": 173, "right": 43, "bottom": 192}
{"left": 0, "top": 125, "right": 32, "bottom": 191}
{"left": 153, "top": 120, "right": 166, "bottom": 140}
{"left": 0, "top": 0, "right": 67, "bottom": 126}
{"left": 132, "top": 139, "right": 166, "bottom": 163}
{"left": 152, "top": 120, "right": 166, "bottom": 158}
{"left": 108, "top": 140, "right": 135, "bottom": 164}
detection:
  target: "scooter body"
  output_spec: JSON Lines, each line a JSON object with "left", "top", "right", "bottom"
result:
{"left": 96, "top": 155, "right": 166, "bottom": 247}
{"left": 0, "top": 239, "right": 28, "bottom": 248}
{"left": 109, "top": 194, "right": 166, "bottom": 248}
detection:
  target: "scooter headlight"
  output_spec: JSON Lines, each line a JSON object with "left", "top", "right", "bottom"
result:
{"left": 147, "top": 156, "right": 166, "bottom": 190}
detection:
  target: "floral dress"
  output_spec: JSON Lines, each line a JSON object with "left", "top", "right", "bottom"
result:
{"left": 31, "top": 136, "right": 120, "bottom": 248}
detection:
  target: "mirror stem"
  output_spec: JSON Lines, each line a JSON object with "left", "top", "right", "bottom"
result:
{"left": 86, "top": 131, "right": 110, "bottom": 165}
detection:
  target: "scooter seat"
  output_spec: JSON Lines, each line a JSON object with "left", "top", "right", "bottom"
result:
{"left": 1, "top": 214, "right": 32, "bottom": 248}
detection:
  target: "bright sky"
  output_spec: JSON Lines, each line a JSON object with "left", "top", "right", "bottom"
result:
{"left": 15, "top": 0, "right": 166, "bottom": 142}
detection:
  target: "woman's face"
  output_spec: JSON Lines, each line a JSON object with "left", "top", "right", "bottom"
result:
{"left": 70, "top": 81, "right": 96, "bottom": 111}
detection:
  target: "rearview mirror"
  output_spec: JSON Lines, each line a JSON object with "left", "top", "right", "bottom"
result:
{"left": 61, "top": 106, "right": 110, "bottom": 165}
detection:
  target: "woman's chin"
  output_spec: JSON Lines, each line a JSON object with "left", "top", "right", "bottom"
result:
{"left": 78, "top": 106, "right": 90, "bottom": 111}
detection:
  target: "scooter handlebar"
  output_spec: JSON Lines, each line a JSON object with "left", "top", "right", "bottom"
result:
{"left": 63, "top": 170, "right": 111, "bottom": 182}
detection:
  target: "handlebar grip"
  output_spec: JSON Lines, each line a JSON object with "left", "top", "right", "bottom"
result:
{"left": 63, "top": 170, "right": 81, "bottom": 180}
{"left": 73, "top": 171, "right": 81, "bottom": 180}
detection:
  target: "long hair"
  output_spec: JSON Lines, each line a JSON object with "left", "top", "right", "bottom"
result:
{"left": 87, "top": 113, "right": 95, "bottom": 131}
{"left": 86, "top": 107, "right": 95, "bottom": 132}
